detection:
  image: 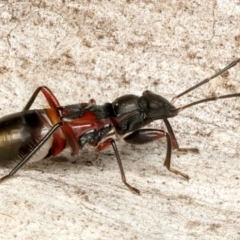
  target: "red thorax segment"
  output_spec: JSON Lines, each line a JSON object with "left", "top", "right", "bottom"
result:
{"left": 45, "top": 107, "right": 113, "bottom": 157}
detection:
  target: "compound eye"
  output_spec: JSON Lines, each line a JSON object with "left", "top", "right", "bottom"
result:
{"left": 149, "top": 101, "right": 161, "bottom": 109}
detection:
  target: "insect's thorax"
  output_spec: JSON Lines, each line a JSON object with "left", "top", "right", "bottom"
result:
{"left": 62, "top": 103, "right": 114, "bottom": 148}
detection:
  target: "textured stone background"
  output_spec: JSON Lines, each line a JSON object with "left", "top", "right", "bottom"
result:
{"left": 0, "top": 1, "right": 240, "bottom": 239}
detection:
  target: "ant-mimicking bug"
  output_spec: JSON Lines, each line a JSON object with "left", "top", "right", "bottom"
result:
{"left": 0, "top": 58, "right": 239, "bottom": 194}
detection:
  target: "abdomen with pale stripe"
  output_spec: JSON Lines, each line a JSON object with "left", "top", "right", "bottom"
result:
{"left": 0, "top": 110, "right": 62, "bottom": 166}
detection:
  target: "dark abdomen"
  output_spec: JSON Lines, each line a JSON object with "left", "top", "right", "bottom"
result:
{"left": 0, "top": 110, "right": 53, "bottom": 166}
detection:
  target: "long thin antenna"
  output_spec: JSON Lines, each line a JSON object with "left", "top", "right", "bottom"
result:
{"left": 173, "top": 93, "right": 240, "bottom": 114}
{"left": 171, "top": 58, "right": 240, "bottom": 103}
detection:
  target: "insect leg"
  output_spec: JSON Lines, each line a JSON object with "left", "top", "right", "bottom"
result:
{"left": 23, "top": 86, "right": 60, "bottom": 110}
{"left": 124, "top": 129, "right": 189, "bottom": 180}
{"left": 97, "top": 138, "right": 140, "bottom": 195}
{"left": 0, "top": 122, "right": 63, "bottom": 183}
{"left": 163, "top": 119, "right": 199, "bottom": 153}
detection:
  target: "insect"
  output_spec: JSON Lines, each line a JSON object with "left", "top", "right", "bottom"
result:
{"left": 0, "top": 58, "right": 239, "bottom": 194}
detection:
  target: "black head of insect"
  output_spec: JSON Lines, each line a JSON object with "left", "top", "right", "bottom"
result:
{"left": 139, "top": 90, "right": 178, "bottom": 119}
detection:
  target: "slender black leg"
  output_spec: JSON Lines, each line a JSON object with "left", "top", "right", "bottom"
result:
{"left": 97, "top": 138, "right": 140, "bottom": 195}
{"left": 163, "top": 119, "right": 199, "bottom": 153}
{"left": 124, "top": 128, "right": 189, "bottom": 179}
{"left": 0, "top": 122, "right": 63, "bottom": 183}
